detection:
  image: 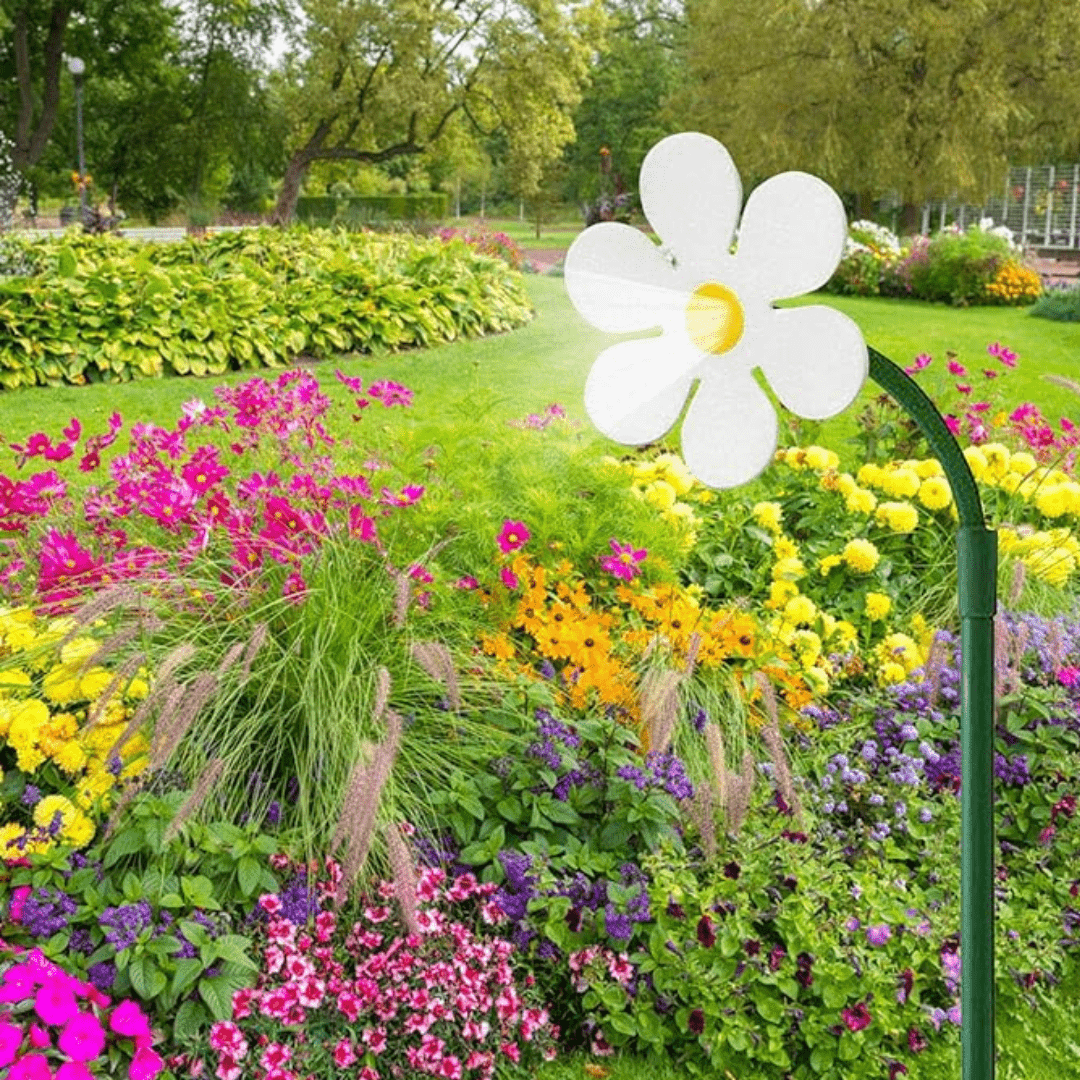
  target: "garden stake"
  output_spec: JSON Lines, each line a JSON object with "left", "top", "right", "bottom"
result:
{"left": 869, "top": 346, "right": 997, "bottom": 1080}
{"left": 563, "top": 131, "right": 998, "bottom": 1079}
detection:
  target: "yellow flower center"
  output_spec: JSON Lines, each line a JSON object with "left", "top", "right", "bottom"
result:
{"left": 685, "top": 282, "right": 745, "bottom": 355}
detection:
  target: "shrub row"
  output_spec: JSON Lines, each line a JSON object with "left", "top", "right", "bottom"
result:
{"left": 0, "top": 227, "right": 532, "bottom": 389}
{"left": 825, "top": 221, "right": 1043, "bottom": 306}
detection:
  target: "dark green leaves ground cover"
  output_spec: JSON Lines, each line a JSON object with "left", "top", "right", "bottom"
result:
{"left": 0, "top": 228, "right": 533, "bottom": 389}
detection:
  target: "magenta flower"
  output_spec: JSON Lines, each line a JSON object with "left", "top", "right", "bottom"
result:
{"left": 0, "top": 1022, "right": 22, "bottom": 1067}
{"left": 988, "top": 341, "right": 1017, "bottom": 367}
{"left": 10, "top": 1055, "right": 53, "bottom": 1080}
{"left": 499, "top": 566, "right": 519, "bottom": 590}
{"left": 947, "top": 360, "right": 966, "bottom": 376}
{"left": 129, "top": 1043, "right": 166, "bottom": 1080}
{"left": 982, "top": 368, "right": 998, "bottom": 380}
{"left": 687, "top": 1008, "right": 705, "bottom": 1034}
{"left": 955, "top": 383, "right": 972, "bottom": 395}
{"left": 58, "top": 1013, "right": 106, "bottom": 1061}
{"left": 904, "top": 353, "right": 932, "bottom": 375}
{"left": 841, "top": 1002, "right": 872, "bottom": 1031}
{"left": 34, "top": 980, "right": 79, "bottom": 1025}
{"left": 369, "top": 380, "right": 414, "bottom": 407}
{"left": 109, "top": 1000, "right": 152, "bottom": 1039}
{"left": 56, "top": 1063, "right": 96, "bottom": 1080}
{"left": 599, "top": 539, "right": 647, "bottom": 582}
{"left": 496, "top": 521, "right": 530, "bottom": 554}
{"left": 335, "top": 369, "right": 365, "bottom": 393}
{"left": 944, "top": 415, "right": 961, "bottom": 436}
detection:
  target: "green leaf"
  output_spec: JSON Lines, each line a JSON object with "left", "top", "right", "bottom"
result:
{"left": 171, "top": 959, "right": 204, "bottom": 995}
{"left": 58, "top": 247, "right": 78, "bottom": 278}
{"left": 211, "top": 935, "right": 259, "bottom": 972}
{"left": 811, "top": 1046, "right": 836, "bottom": 1073}
{"left": 238, "top": 856, "right": 262, "bottom": 898}
{"left": 103, "top": 828, "right": 146, "bottom": 868}
{"left": 173, "top": 999, "right": 207, "bottom": 1042}
{"left": 199, "top": 976, "right": 238, "bottom": 1020}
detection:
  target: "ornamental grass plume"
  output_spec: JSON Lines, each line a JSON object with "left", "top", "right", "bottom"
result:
{"left": 58, "top": 582, "right": 144, "bottom": 644}
{"left": 642, "top": 668, "right": 683, "bottom": 755}
{"left": 755, "top": 672, "right": 803, "bottom": 823}
{"left": 1008, "top": 560, "right": 1026, "bottom": 608}
{"left": 334, "top": 714, "right": 403, "bottom": 909}
{"left": 149, "top": 671, "right": 218, "bottom": 770}
{"left": 410, "top": 640, "right": 462, "bottom": 711}
{"left": 163, "top": 757, "right": 226, "bottom": 842}
{"left": 85, "top": 650, "right": 146, "bottom": 729}
{"left": 385, "top": 820, "right": 421, "bottom": 935}
{"left": 685, "top": 783, "right": 717, "bottom": 857}
{"left": 703, "top": 721, "right": 727, "bottom": 811}
{"left": 725, "top": 751, "right": 756, "bottom": 834}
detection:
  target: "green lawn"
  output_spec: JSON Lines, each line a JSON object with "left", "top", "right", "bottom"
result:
{"left": 1, "top": 273, "right": 1079, "bottom": 471}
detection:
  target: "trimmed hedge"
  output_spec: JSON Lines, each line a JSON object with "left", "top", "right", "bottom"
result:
{"left": 0, "top": 226, "right": 531, "bottom": 389}
{"left": 295, "top": 193, "right": 449, "bottom": 227}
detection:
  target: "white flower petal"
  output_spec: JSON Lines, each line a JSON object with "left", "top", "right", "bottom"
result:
{"left": 563, "top": 222, "right": 680, "bottom": 334}
{"left": 736, "top": 172, "right": 848, "bottom": 300}
{"left": 584, "top": 336, "right": 698, "bottom": 446}
{"left": 681, "top": 373, "right": 778, "bottom": 489}
{"left": 639, "top": 133, "right": 741, "bottom": 272}
{"left": 758, "top": 306, "right": 868, "bottom": 420}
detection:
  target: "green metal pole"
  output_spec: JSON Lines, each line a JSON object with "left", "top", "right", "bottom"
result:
{"left": 869, "top": 348, "right": 996, "bottom": 1080}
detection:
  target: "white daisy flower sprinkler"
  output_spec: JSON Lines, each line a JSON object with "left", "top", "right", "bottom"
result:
{"left": 563, "top": 132, "right": 997, "bottom": 1080}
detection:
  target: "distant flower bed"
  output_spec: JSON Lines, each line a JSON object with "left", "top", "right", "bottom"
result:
{"left": 825, "top": 219, "right": 1042, "bottom": 306}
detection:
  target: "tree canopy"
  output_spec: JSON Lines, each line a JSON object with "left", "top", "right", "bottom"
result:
{"left": 675, "top": 0, "right": 1080, "bottom": 219}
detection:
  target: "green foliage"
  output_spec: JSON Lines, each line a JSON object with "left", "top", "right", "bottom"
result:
{"left": 1031, "top": 284, "right": 1080, "bottom": 323}
{"left": 904, "top": 229, "right": 1014, "bottom": 306}
{"left": 295, "top": 192, "right": 450, "bottom": 227}
{"left": 0, "top": 226, "right": 532, "bottom": 389}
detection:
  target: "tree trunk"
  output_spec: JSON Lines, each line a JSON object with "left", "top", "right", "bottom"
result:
{"left": 12, "top": 3, "right": 72, "bottom": 173}
{"left": 898, "top": 202, "right": 922, "bottom": 237}
{"left": 271, "top": 151, "right": 313, "bottom": 225}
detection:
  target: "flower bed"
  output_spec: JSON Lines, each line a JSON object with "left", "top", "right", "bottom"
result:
{"left": 2, "top": 328, "right": 1080, "bottom": 1079}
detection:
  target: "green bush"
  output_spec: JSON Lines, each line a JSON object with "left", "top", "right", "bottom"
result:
{"left": 294, "top": 192, "right": 449, "bottom": 227}
{"left": 904, "top": 229, "right": 1012, "bottom": 306}
{"left": 1030, "top": 283, "right": 1080, "bottom": 322}
{"left": 0, "top": 227, "right": 532, "bottom": 389}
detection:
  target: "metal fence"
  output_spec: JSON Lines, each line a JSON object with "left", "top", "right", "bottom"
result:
{"left": 919, "top": 164, "right": 1080, "bottom": 249}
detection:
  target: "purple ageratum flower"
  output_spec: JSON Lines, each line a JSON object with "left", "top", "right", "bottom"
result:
{"left": 21, "top": 785, "right": 42, "bottom": 806}
{"left": 919, "top": 808, "right": 933, "bottom": 823}
{"left": 867, "top": 923, "right": 892, "bottom": 947}
{"left": 604, "top": 905, "right": 634, "bottom": 942}
{"left": 691, "top": 708, "right": 708, "bottom": 734}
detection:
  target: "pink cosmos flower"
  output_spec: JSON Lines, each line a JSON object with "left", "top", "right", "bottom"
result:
{"left": 499, "top": 566, "right": 519, "bottom": 590}
{"left": 988, "top": 341, "right": 1017, "bottom": 367}
{"left": 947, "top": 360, "right": 966, "bottom": 376}
{"left": 944, "top": 415, "right": 961, "bottom": 436}
{"left": 904, "top": 353, "right": 932, "bottom": 375}
{"left": 955, "top": 383, "right": 972, "bottom": 395}
{"left": 335, "top": 370, "right": 365, "bottom": 394}
{"left": 982, "top": 368, "right": 998, "bottom": 380}
{"left": 369, "top": 380, "right": 414, "bottom": 407}
{"left": 599, "top": 539, "right": 647, "bottom": 582}
{"left": 495, "top": 520, "right": 530, "bottom": 553}
{"left": 969, "top": 401, "right": 991, "bottom": 413}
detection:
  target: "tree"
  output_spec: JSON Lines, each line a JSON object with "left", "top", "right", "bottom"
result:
{"left": 268, "top": 0, "right": 608, "bottom": 223}
{"left": 558, "top": 0, "right": 686, "bottom": 214}
{"left": 674, "top": 0, "right": 1080, "bottom": 227}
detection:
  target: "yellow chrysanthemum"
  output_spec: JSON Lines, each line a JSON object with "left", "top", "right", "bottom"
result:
{"left": 791, "top": 629, "right": 823, "bottom": 665}
{"left": 53, "top": 740, "right": 89, "bottom": 775}
{"left": 79, "top": 667, "right": 115, "bottom": 700}
{"left": 1009, "top": 451, "right": 1037, "bottom": 476}
{"left": 125, "top": 676, "right": 150, "bottom": 701}
{"left": 880, "top": 632, "right": 922, "bottom": 672}
{"left": 805, "top": 445, "right": 838, "bottom": 471}
{"left": 774, "top": 536, "right": 799, "bottom": 561}
{"left": 876, "top": 501, "right": 919, "bottom": 534}
{"left": 865, "top": 592, "right": 892, "bottom": 620}
{"left": 997, "top": 472, "right": 1022, "bottom": 495}
{"left": 831, "top": 620, "right": 858, "bottom": 648}
{"left": 772, "top": 557, "right": 806, "bottom": 582}
{"left": 654, "top": 453, "right": 695, "bottom": 496}
{"left": 643, "top": 480, "right": 677, "bottom": 511}
{"left": 752, "top": 501, "right": 784, "bottom": 534}
{"left": 963, "top": 446, "right": 988, "bottom": 481}
{"left": 836, "top": 473, "right": 857, "bottom": 497}
{"left": 879, "top": 661, "right": 907, "bottom": 685}
{"left": 59, "top": 637, "right": 100, "bottom": 667}
{"left": 819, "top": 554, "right": 843, "bottom": 576}
{"left": 64, "top": 813, "right": 96, "bottom": 849}
{"left": 842, "top": 538, "right": 880, "bottom": 574}
{"left": 857, "top": 463, "right": 884, "bottom": 487}
{"left": 0, "top": 668, "right": 32, "bottom": 693}
{"left": 845, "top": 488, "right": 877, "bottom": 515}
{"left": 769, "top": 580, "right": 799, "bottom": 607}
{"left": 914, "top": 458, "right": 944, "bottom": 479}
{"left": 884, "top": 468, "right": 920, "bottom": 499}
{"left": 918, "top": 477, "right": 953, "bottom": 511}
{"left": 42, "top": 667, "right": 82, "bottom": 705}
{"left": 979, "top": 443, "right": 1009, "bottom": 478}
{"left": 783, "top": 595, "right": 818, "bottom": 626}
{"left": 0, "top": 823, "right": 27, "bottom": 861}
{"left": 33, "top": 794, "right": 79, "bottom": 832}
{"left": 1035, "top": 486, "right": 1074, "bottom": 519}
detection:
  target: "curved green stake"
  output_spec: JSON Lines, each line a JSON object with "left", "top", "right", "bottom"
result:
{"left": 869, "top": 346, "right": 997, "bottom": 1080}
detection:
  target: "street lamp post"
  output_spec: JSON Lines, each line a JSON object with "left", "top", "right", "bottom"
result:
{"left": 67, "top": 56, "right": 88, "bottom": 226}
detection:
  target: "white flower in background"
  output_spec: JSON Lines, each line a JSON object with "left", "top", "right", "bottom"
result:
{"left": 849, "top": 220, "right": 901, "bottom": 253}
{"left": 563, "top": 132, "right": 868, "bottom": 489}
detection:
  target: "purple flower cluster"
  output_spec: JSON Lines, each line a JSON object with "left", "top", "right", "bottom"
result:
{"left": 616, "top": 751, "right": 694, "bottom": 801}
{"left": 100, "top": 899, "right": 154, "bottom": 951}
{"left": 17, "top": 886, "right": 77, "bottom": 938}
{"left": 495, "top": 849, "right": 537, "bottom": 924}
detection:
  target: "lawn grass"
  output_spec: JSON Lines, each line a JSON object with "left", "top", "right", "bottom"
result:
{"left": 3, "top": 275, "right": 1080, "bottom": 474}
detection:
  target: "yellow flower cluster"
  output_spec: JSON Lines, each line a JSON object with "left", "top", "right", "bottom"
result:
{"left": 480, "top": 554, "right": 810, "bottom": 741}
{"left": 0, "top": 608, "right": 151, "bottom": 860}
{"left": 607, "top": 452, "right": 707, "bottom": 546}
{"left": 984, "top": 262, "right": 1042, "bottom": 305}
{"left": 997, "top": 527, "right": 1080, "bottom": 587}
